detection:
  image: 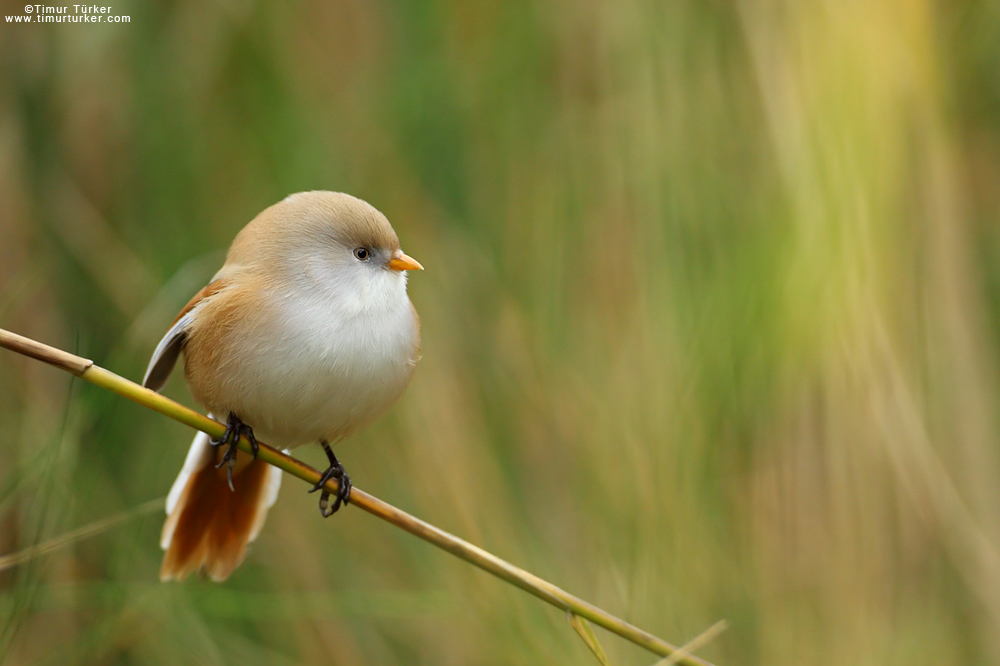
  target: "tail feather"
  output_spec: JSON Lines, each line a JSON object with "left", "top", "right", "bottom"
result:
{"left": 160, "top": 429, "right": 282, "bottom": 582}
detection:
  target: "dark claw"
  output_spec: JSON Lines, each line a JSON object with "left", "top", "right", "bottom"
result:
{"left": 247, "top": 429, "right": 259, "bottom": 460}
{"left": 310, "top": 440, "right": 351, "bottom": 517}
{"left": 209, "top": 413, "right": 236, "bottom": 450}
{"left": 210, "top": 412, "right": 256, "bottom": 492}
{"left": 223, "top": 455, "right": 235, "bottom": 492}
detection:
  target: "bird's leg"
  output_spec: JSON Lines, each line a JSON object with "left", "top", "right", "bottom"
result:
{"left": 210, "top": 412, "right": 258, "bottom": 492}
{"left": 308, "top": 440, "right": 352, "bottom": 517}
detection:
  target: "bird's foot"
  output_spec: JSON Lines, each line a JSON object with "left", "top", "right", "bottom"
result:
{"left": 211, "top": 412, "right": 258, "bottom": 491}
{"left": 308, "top": 440, "right": 352, "bottom": 517}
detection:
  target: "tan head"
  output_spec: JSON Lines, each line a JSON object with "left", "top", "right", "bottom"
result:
{"left": 219, "top": 191, "right": 422, "bottom": 293}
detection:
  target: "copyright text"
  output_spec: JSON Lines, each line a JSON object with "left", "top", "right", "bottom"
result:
{"left": 6, "top": 5, "right": 130, "bottom": 22}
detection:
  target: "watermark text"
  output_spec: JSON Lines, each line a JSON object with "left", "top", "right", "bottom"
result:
{"left": 6, "top": 6, "right": 130, "bottom": 23}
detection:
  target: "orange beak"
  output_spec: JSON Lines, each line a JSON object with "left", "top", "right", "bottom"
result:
{"left": 387, "top": 251, "right": 424, "bottom": 272}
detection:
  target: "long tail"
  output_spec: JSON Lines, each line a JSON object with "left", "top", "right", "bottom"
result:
{"left": 160, "top": 427, "right": 282, "bottom": 582}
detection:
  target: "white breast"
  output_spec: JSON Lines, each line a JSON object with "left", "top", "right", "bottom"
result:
{"left": 227, "top": 271, "right": 418, "bottom": 448}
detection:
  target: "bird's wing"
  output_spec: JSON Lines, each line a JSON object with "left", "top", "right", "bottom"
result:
{"left": 143, "top": 280, "right": 227, "bottom": 392}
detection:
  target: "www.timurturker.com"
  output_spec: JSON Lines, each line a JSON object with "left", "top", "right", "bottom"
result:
{"left": 7, "top": 5, "right": 130, "bottom": 23}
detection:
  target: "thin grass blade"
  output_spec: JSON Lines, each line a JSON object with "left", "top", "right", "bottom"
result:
{"left": 569, "top": 611, "right": 612, "bottom": 666}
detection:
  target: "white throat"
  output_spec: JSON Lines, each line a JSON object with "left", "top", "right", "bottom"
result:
{"left": 237, "top": 257, "right": 418, "bottom": 446}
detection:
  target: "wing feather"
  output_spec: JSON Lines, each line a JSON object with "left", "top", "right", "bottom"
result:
{"left": 143, "top": 280, "right": 227, "bottom": 392}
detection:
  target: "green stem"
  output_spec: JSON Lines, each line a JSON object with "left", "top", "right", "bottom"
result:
{"left": 0, "top": 328, "right": 717, "bottom": 666}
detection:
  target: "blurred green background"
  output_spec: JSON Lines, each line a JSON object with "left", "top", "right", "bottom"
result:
{"left": 3, "top": 0, "right": 1000, "bottom": 664}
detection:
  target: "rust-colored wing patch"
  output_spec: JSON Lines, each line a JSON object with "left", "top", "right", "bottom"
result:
{"left": 172, "top": 280, "right": 228, "bottom": 326}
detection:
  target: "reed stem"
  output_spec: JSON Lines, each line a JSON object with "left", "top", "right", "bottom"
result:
{"left": 0, "top": 327, "right": 717, "bottom": 666}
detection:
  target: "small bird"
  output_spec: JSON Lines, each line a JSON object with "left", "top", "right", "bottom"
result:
{"left": 143, "top": 191, "right": 422, "bottom": 582}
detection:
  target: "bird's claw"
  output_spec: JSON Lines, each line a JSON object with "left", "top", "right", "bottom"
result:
{"left": 310, "top": 440, "right": 352, "bottom": 517}
{"left": 210, "top": 412, "right": 257, "bottom": 492}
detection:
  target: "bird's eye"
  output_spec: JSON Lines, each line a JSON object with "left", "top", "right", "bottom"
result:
{"left": 353, "top": 247, "right": 370, "bottom": 261}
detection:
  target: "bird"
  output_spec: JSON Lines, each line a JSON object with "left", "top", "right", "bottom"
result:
{"left": 142, "top": 191, "right": 423, "bottom": 582}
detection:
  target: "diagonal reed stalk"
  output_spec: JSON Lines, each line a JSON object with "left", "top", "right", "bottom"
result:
{"left": 0, "top": 498, "right": 164, "bottom": 573}
{"left": 0, "top": 327, "right": 718, "bottom": 666}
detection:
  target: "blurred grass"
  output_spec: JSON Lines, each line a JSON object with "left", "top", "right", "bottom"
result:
{"left": 3, "top": 0, "right": 1000, "bottom": 664}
